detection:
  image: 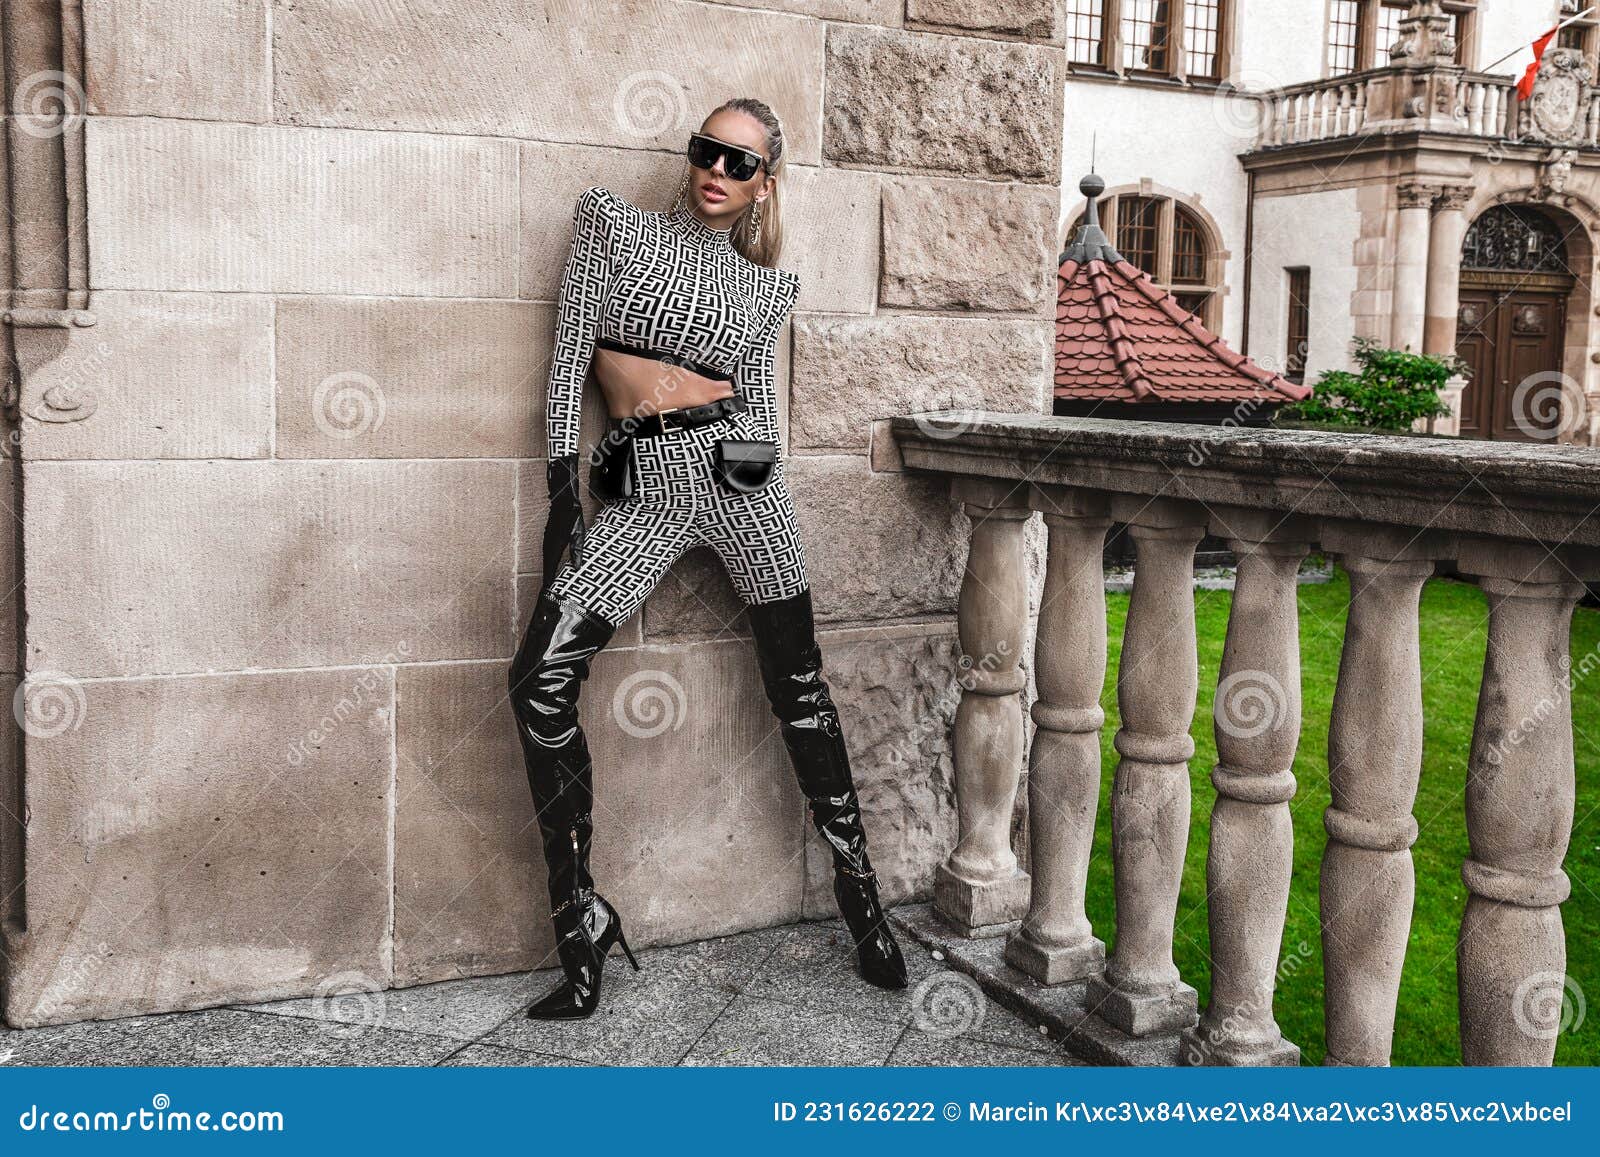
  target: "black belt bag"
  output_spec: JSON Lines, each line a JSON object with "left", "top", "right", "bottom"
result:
{"left": 711, "top": 438, "right": 777, "bottom": 495}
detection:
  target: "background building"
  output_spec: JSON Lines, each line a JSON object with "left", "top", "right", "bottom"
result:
{"left": 1060, "top": 0, "right": 1597, "bottom": 443}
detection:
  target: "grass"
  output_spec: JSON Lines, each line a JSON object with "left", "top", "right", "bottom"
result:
{"left": 1082, "top": 568, "right": 1598, "bottom": 1066}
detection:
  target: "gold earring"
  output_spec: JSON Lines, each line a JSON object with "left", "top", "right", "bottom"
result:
{"left": 672, "top": 170, "right": 689, "bottom": 212}
{"left": 748, "top": 198, "right": 763, "bottom": 247}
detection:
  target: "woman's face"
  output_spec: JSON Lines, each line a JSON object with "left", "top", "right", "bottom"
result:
{"left": 688, "top": 109, "right": 774, "bottom": 225}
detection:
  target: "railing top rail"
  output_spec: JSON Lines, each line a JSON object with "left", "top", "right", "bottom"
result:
{"left": 890, "top": 411, "right": 1600, "bottom": 552}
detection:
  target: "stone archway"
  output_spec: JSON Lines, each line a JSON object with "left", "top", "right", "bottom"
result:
{"left": 1455, "top": 200, "right": 1593, "bottom": 442}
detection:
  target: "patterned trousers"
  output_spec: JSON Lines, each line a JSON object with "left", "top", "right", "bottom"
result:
{"left": 544, "top": 409, "right": 810, "bottom": 627}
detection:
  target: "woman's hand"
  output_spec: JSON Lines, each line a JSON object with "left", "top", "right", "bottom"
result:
{"left": 539, "top": 453, "right": 587, "bottom": 596}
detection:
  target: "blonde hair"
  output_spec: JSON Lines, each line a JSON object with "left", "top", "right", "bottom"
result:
{"left": 708, "top": 97, "right": 785, "bottom": 267}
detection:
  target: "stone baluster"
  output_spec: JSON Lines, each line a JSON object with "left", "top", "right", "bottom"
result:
{"left": 1085, "top": 497, "right": 1205, "bottom": 1036}
{"left": 934, "top": 477, "right": 1033, "bottom": 937}
{"left": 1005, "top": 485, "right": 1112, "bottom": 984}
{"left": 1455, "top": 541, "right": 1584, "bottom": 1066}
{"left": 1182, "top": 511, "right": 1310, "bottom": 1066}
{"left": 1466, "top": 81, "right": 1485, "bottom": 135}
{"left": 1318, "top": 524, "right": 1440, "bottom": 1066}
{"left": 1352, "top": 80, "right": 1368, "bottom": 132}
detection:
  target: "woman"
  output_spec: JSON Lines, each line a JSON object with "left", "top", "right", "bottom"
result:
{"left": 508, "top": 97, "right": 908, "bottom": 1021}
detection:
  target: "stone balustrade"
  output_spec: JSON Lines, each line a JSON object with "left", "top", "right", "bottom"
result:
{"left": 891, "top": 411, "right": 1599, "bottom": 1066}
{"left": 1253, "top": 70, "right": 1599, "bottom": 150}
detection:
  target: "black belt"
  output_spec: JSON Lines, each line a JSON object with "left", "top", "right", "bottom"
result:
{"left": 596, "top": 338, "right": 734, "bottom": 383}
{"left": 628, "top": 394, "right": 747, "bottom": 437}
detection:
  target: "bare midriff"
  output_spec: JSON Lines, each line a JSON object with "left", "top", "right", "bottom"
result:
{"left": 594, "top": 348, "right": 735, "bottom": 420}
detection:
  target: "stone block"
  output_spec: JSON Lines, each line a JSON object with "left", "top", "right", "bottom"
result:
{"left": 824, "top": 26, "right": 1061, "bottom": 180}
{"left": 84, "top": 0, "right": 270, "bottom": 121}
{"left": 907, "top": 0, "right": 1058, "bottom": 39}
{"left": 21, "top": 292, "right": 272, "bottom": 461}
{"left": 790, "top": 315, "right": 1051, "bottom": 450}
{"left": 2, "top": 667, "right": 392, "bottom": 1026}
{"left": 86, "top": 119, "right": 517, "bottom": 296}
{"left": 880, "top": 177, "right": 1056, "bottom": 311}
{"left": 23, "top": 459, "right": 515, "bottom": 677}
{"left": 783, "top": 165, "right": 879, "bottom": 315}
{"left": 701, "top": 0, "right": 901, "bottom": 23}
{"left": 798, "top": 621, "right": 960, "bottom": 918}
{"left": 275, "top": 297, "right": 546, "bottom": 459}
{"left": 273, "top": 0, "right": 824, "bottom": 164}
{"left": 394, "top": 660, "right": 549, "bottom": 985}
{"left": 787, "top": 455, "right": 968, "bottom": 623}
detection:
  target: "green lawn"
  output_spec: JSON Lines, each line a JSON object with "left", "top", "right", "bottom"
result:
{"left": 1085, "top": 568, "right": 1598, "bottom": 1065}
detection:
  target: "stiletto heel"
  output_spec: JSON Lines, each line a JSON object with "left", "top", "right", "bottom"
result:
{"left": 615, "top": 923, "right": 640, "bottom": 972}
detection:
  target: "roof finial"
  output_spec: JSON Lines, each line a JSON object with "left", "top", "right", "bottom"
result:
{"left": 1063, "top": 171, "right": 1122, "bottom": 265}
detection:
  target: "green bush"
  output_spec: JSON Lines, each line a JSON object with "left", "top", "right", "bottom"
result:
{"left": 1279, "top": 338, "right": 1458, "bottom": 432}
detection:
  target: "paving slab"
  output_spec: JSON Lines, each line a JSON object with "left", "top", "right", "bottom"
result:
{"left": 682, "top": 993, "right": 904, "bottom": 1067}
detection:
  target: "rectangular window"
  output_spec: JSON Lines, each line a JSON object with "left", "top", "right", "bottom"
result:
{"left": 1286, "top": 268, "right": 1312, "bottom": 384}
{"left": 1184, "top": 0, "right": 1224, "bottom": 79}
{"left": 1375, "top": 2, "right": 1408, "bottom": 66}
{"left": 1117, "top": 196, "right": 1162, "bottom": 276}
{"left": 1122, "top": 0, "right": 1174, "bottom": 75}
{"left": 1328, "top": 0, "right": 1362, "bottom": 75}
{"left": 1065, "top": 0, "right": 1107, "bottom": 66}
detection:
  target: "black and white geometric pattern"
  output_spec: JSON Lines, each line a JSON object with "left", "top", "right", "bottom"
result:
{"left": 544, "top": 408, "right": 809, "bottom": 627}
{"left": 545, "top": 185, "right": 800, "bottom": 461}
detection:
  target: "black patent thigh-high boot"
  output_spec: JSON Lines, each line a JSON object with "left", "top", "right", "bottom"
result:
{"left": 746, "top": 587, "right": 908, "bottom": 991}
{"left": 508, "top": 591, "right": 639, "bottom": 1020}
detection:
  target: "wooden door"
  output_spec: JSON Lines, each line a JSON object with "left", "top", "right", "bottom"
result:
{"left": 1456, "top": 290, "right": 1568, "bottom": 441}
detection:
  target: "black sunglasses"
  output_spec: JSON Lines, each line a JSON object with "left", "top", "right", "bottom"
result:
{"left": 686, "top": 132, "right": 767, "bottom": 182}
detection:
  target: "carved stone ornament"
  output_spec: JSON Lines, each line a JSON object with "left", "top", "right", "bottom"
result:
{"left": 1525, "top": 47, "right": 1594, "bottom": 145}
{"left": 1, "top": 307, "right": 99, "bottom": 425}
{"left": 1535, "top": 147, "right": 1579, "bottom": 200}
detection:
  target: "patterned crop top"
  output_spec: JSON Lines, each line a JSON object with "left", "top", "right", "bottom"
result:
{"left": 545, "top": 185, "right": 801, "bottom": 463}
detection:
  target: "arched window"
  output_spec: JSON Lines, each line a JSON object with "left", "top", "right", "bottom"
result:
{"left": 1068, "top": 191, "right": 1222, "bottom": 326}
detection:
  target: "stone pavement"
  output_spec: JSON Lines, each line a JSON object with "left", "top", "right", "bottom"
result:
{"left": 0, "top": 915, "right": 1084, "bottom": 1067}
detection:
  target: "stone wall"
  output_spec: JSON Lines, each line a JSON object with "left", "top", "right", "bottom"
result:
{"left": 0, "top": 0, "right": 1062, "bottom": 1025}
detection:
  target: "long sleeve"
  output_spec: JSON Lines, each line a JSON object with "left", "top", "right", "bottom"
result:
{"left": 545, "top": 186, "right": 618, "bottom": 461}
{"left": 732, "top": 267, "right": 800, "bottom": 453}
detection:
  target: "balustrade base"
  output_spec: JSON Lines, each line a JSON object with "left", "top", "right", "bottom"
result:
{"left": 1178, "top": 1025, "right": 1301, "bottom": 1067}
{"left": 1003, "top": 929, "right": 1105, "bottom": 986}
{"left": 892, "top": 904, "right": 1189, "bottom": 1066}
{"left": 933, "top": 863, "right": 1030, "bottom": 938}
{"left": 1084, "top": 974, "right": 1199, "bottom": 1037}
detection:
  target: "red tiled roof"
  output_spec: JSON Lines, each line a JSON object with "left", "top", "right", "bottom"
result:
{"left": 1055, "top": 257, "right": 1312, "bottom": 405}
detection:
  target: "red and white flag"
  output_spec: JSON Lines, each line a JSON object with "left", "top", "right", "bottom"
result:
{"left": 1511, "top": 8, "right": 1594, "bottom": 100}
